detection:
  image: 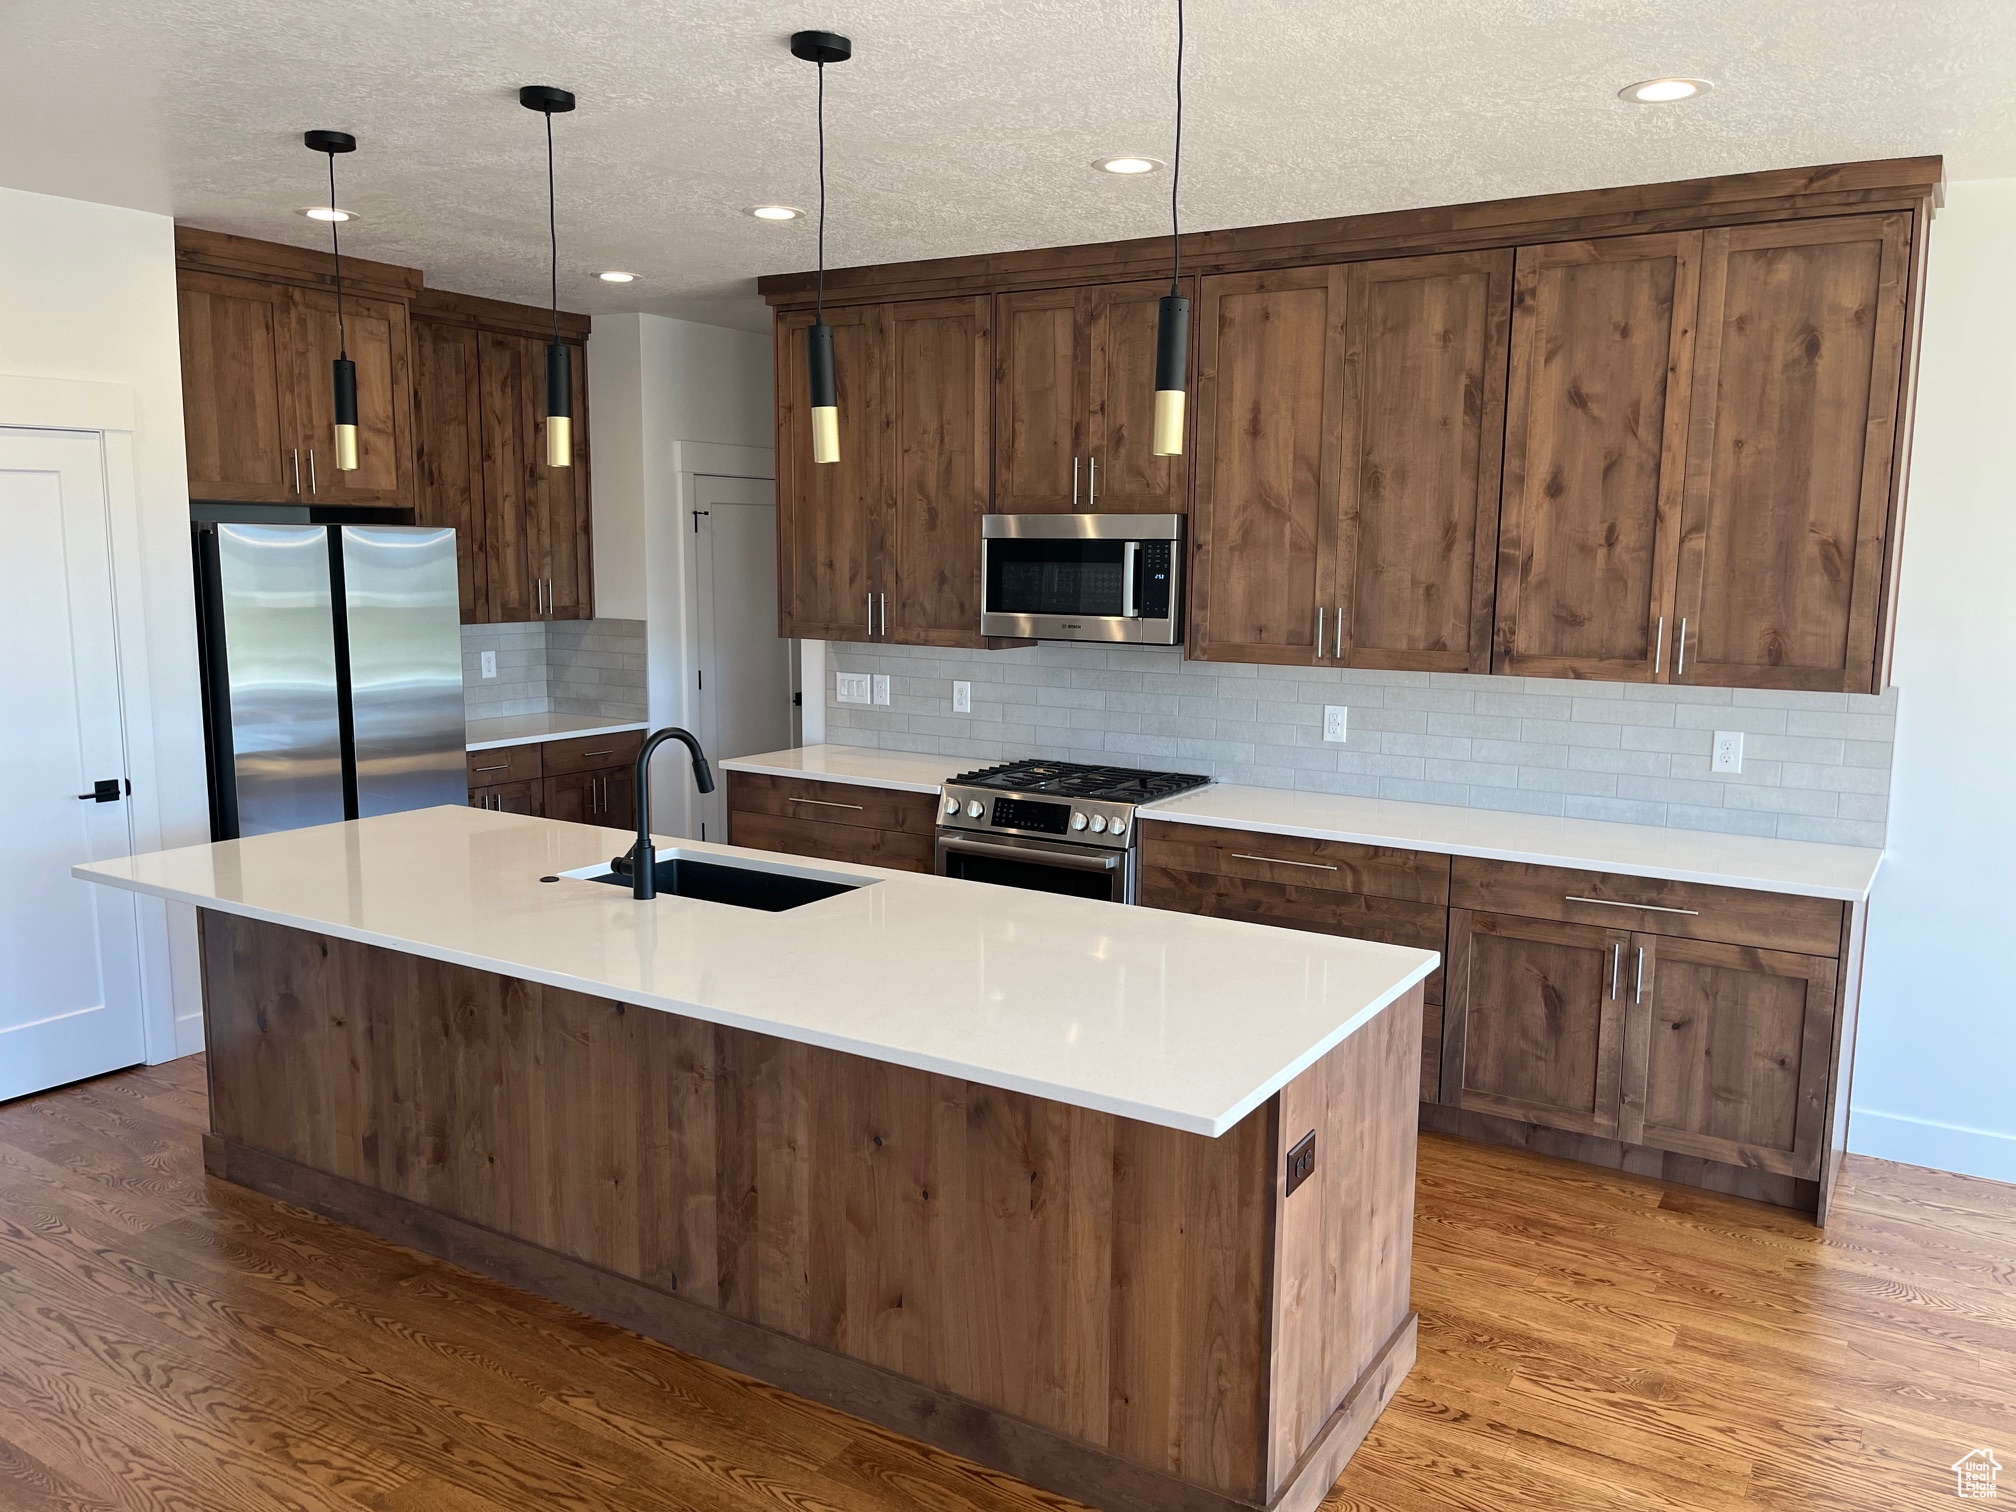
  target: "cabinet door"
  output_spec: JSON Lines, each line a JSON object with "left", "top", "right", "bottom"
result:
{"left": 1189, "top": 267, "right": 1345, "bottom": 666}
{"left": 879, "top": 296, "right": 992, "bottom": 646}
{"left": 1334, "top": 251, "right": 1513, "bottom": 673}
{"left": 993, "top": 287, "right": 1087, "bottom": 513}
{"left": 1444, "top": 909, "right": 1630, "bottom": 1136}
{"left": 1494, "top": 233, "right": 1700, "bottom": 682}
{"left": 598, "top": 766, "right": 637, "bottom": 832}
{"left": 776, "top": 306, "right": 880, "bottom": 639}
{"left": 177, "top": 271, "right": 296, "bottom": 501}
{"left": 477, "top": 331, "right": 538, "bottom": 622}
{"left": 540, "top": 769, "right": 598, "bottom": 826}
{"left": 1085, "top": 279, "right": 1190, "bottom": 514}
{"left": 288, "top": 287, "right": 413, "bottom": 506}
{"left": 1673, "top": 215, "right": 1912, "bottom": 692}
{"left": 1619, "top": 935, "right": 1838, "bottom": 1177}
{"left": 412, "top": 319, "right": 487, "bottom": 621}
{"left": 534, "top": 336, "right": 594, "bottom": 621}
{"left": 469, "top": 779, "right": 542, "bottom": 816}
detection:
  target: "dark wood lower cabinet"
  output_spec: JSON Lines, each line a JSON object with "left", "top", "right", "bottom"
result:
{"left": 468, "top": 779, "right": 542, "bottom": 816}
{"left": 725, "top": 771, "right": 939, "bottom": 873}
{"left": 467, "top": 740, "right": 636, "bottom": 832}
{"left": 541, "top": 767, "right": 635, "bottom": 831}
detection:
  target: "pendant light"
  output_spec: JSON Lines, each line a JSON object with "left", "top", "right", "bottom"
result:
{"left": 1151, "top": 0, "right": 1189, "bottom": 458}
{"left": 792, "top": 30, "right": 852, "bottom": 465}
{"left": 304, "top": 130, "right": 360, "bottom": 471}
{"left": 521, "top": 85, "right": 577, "bottom": 469}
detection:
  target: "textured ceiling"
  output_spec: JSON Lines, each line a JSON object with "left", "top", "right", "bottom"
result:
{"left": 6, "top": 0, "right": 2014, "bottom": 332}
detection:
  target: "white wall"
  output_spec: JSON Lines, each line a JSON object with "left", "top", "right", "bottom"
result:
{"left": 587, "top": 313, "right": 773, "bottom": 835}
{"left": 0, "top": 186, "right": 207, "bottom": 1059}
{"left": 1853, "top": 179, "right": 2016, "bottom": 1183}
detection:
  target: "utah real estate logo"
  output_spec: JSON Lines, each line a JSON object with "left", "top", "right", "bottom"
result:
{"left": 1954, "top": 1448, "right": 2002, "bottom": 1500}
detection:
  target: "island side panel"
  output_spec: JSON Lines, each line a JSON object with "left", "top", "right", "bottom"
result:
{"left": 1266, "top": 983, "right": 1423, "bottom": 1508}
{"left": 197, "top": 911, "right": 1280, "bottom": 1507}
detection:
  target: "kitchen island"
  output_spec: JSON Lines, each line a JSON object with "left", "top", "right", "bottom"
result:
{"left": 77, "top": 805, "right": 1437, "bottom": 1512}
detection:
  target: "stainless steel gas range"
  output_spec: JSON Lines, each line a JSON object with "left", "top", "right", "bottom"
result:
{"left": 933, "top": 758, "right": 1212, "bottom": 904}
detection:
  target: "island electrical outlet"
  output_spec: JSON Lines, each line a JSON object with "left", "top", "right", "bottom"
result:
{"left": 1285, "top": 1129, "right": 1317, "bottom": 1195}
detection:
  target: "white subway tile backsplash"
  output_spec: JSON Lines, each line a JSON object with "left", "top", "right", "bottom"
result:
{"left": 462, "top": 619, "right": 646, "bottom": 723}
{"left": 823, "top": 641, "right": 1897, "bottom": 846}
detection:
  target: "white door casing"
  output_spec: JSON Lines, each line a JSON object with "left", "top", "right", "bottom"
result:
{"left": 0, "top": 428, "right": 146, "bottom": 1100}
{"left": 689, "top": 476, "right": 792, "bottom": 843}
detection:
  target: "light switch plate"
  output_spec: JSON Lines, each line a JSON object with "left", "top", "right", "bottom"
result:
{"left": 952, "top": 680, "right": 972, "bottom": 714}
{"left": 1712, "top": 730, "right": 1744, "bottom": 774}
{"left": 836, "top": 672, "right": 871, "bottom": 705}
{"left": 1323, "top": 705, "right": 1349, "bottom": 743}
{"left": 480, "top": 650, "right": 497, "bottom": 680}
{"left": 872, "top": 674, "right": 891, "bottom": 706}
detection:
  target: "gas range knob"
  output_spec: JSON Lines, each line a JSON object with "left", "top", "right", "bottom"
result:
{"left": 1071, "top": 811, "right": 1088, "bottom": 831}
{"left": 1109, "top": 815, "right": 1128, "bottom": 835}
{"left": 944, "top": 796, "right": 960, "bottom": 816}
{"left": 966, "top": 799, "right": 985, "bottom": 819}
{"left": 1089, "top": 814, "right": 1108, "bottom": 834}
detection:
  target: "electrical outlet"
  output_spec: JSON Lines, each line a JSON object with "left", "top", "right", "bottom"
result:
{"left": 1712, "top": 730, "right": 1744, "bottom": 774}
{"left": 480, "top": 650, "right": 497, "bottom": 680}
{"left": 872, "top": 674, "right": 891, "bottom": 706}
{"left": 1285, "top": 1130, "right": 1317, "bottom": 1196}
{"left": 952, "top": 680, "right": 972, "bottom": 714}
{"left": 1323, "top": 705, "right": 1349, "bottom": 743}
{"left": 836, "top": 672, "right": 871, "bottom": 705}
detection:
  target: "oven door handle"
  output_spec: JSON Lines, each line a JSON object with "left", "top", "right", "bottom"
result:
{"left": 1122, "top": 540, "right": 1140, "bottom": 619}
{"left": 936, "top": 834, "right": 1122, "bottom": 873}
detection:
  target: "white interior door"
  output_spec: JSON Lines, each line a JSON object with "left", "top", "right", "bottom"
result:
{"left": 690, "top": 476, "right": 793, "bottom": 842}
{"left": 0, "top": 429, "right": 145, "bottom": 1101}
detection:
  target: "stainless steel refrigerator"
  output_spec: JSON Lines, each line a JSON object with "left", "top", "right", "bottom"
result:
{"left": 193, "top": 509, "right": 466, "bottom": 839}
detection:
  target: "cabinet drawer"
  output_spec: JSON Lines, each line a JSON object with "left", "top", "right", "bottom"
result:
{"left": 1139, "top": 821, "right": 1450, "bottom": 904}
{"left": 542, "top": 729, "right": 645, "bottom": 778}
{"left": 466, "top": 743, "right": 543, "bottom": 787}
{"left": 1140, "top": 863, "right": 1445, "bottom": 1003}
{"left": 727, "top": 808, "right": 934, "bottom": 873}
{"left": 727, "top": 771, "right": 941, "bottom": 837}
{"left": 1450, "top": 857, "right": 1843, "bottom": 957}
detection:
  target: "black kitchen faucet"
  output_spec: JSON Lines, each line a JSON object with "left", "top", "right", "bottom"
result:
{"left": 612, "top": 727, "right": 715, "bottom": 899}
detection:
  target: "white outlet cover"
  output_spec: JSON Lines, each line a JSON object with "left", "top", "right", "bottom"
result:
{"left": 952, "top": 680, "right": 972, "bottom": 714}
{"left": 1712, "top": 729, "right": 1744, "bottom": 774}
{"left": 836, "top": 672, "right": 871, "bottom": 705}
{"left": 480, "top": 650, "right": 497, "bottom": 679}
{"left": 872, "top": 674, "right": 892, "bottom": 706}
{"left": 1323, "top": 705, "right": 1349, "bottom": 743}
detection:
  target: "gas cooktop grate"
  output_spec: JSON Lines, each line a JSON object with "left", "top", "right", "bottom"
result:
{"left": 947, "top": 759, "right": 1211, "bottom": 804}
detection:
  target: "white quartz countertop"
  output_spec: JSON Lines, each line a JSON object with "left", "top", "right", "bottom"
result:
{"left": 466, "top": 714, "right": 648, "bottom": 752}
{"left": 1140, "top": 784, "right": 1883, "bottom": 901}
{"left": 720, "top": 744, "right": 970, "bottom": 794}
{"left": 717, "top": 746, "right": 1883, "bottom": 901}
{"left": 75, "top": 807, "right": 1435, "bottom": 1138}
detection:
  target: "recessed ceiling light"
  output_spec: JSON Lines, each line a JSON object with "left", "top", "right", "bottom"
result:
{"left": 301, "top": 205, "right": 355, "bottom": 222}
{"left": 750, "top": 204, "right": 802, "bottom": 220}
{"left": 1619, "top": 77, "right": 1711, "bottom": 104}
{"left": 598, "top": 270, "right": 637, "bottom": 283}
{"left": 1096, "top": 156, "right": 1162, "bottom": 175}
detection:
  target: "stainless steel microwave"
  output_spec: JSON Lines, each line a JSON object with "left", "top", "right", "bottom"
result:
{"left": 979, "top": 514, "right": 1183, "bottom": 644}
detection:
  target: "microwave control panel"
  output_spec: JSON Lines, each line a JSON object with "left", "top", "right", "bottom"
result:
{"left": 1137, "top": 541, "right": 1174, "bottom": 619}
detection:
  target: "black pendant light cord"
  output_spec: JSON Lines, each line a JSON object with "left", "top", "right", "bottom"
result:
{"left": 546, "top": 112, "right": 560, "bottom": 345}
{"left": 327, "top": 151, "right": 347, "bottom": 359}
{"left": 1170, "top": 0, "right": 1183, "bottom": 296}
{"left": 816, "top": 59, "right": 827, "bottom": 324}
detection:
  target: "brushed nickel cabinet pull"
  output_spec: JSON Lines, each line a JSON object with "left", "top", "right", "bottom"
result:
{"left": 1654, "top": 615, "right": 1666, "bottom": 675}
{"left": 1677, "top": 617, "right": 1690, "bottom": 677}
{"left": 1336, "top": 605, "right": 1345, "bottom": 660}
{"left": 1072, "top": 456, "right": 1080, "bottom": 508}
{"left": 472, "top": 763, "right": 509, "bottom": 773}
{"left": 789, "top": 796, "right": 865, "bottom": 811}
{"left": 1635, "top": 945, "right": 1647, "bottom": 1004}
{"left": 1611, "top": 942, "right": 1622, "bottom": 1000}
{"left": 1315, "top": 607, "right": 1326, "bottom": 659}
{"left": 1232, "top": 852, "right": 1338, "bottom": 872}
{"left": 1564, "top": 894, "right": 1700, "bottom": 916}
{"left": 291, "top": 448, "right": 301, "bottom": 495}
{"left": 307, "top": 449, "right": 317, "bottom": 494}
{"left": 867, "top": 590, "right": 874, "bottom": 637}
{"left": 580, "top": 750, "right": 611, "bottom": 759}
{"left": 1088, "top": 455, "right": 1097, "bottom": 507}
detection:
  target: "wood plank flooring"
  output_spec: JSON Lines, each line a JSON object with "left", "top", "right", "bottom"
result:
{"left": 2, "top": 1056, "right": 2009, "bottom": 1511}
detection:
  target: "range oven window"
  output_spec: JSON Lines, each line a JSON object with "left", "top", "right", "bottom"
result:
{"left": 939, "top": 847, "right": 1120, "bottom": 902}
{"left": 986, "top": 539, "right": 1127, "bottom": 617}
{"left": 990, "top": 797, "right": 1071, "bottom": 834}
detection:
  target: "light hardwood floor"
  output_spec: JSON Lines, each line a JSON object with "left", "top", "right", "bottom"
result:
{"left": 0, "top": 1056, "right": 2008, "bottom": 1511}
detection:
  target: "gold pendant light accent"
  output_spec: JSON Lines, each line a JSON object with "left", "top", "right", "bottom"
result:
{"left": 521, "top": 85, "right": 577, "bottom": 469}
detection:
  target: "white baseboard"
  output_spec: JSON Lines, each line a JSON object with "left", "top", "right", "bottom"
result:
{"left": 171, "top": 1011, "right": 206, "bottom": 1060}
{"left": 1849, "top": 1107, "right": 2016, "bottom": 1184}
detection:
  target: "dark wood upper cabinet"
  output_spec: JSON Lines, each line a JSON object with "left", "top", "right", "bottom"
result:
{"left": 474, "top": 330, "right": 536, "bottom": 623}
{"left": 881, "top": 296, "right": 993, "bottom": 646}
{"left": 1189, "top": 266, "right": 1344, "bottom": 666}
{"left": 776, "top": 305, "right": 880, "bottom": 641}
{"left": 411, "top": 319, "right": 487, "bottom": 621}
{"left": 994, "top": 279, "right": 1189, "bottom": 515}
{"left": 177, "top": 271, "right": 293, "bottom": 502}
{"left": 1618, "top": 935, "right": 1838, "bottom": 1178}
{"left": 1494, "top": 232, "right": 1700, "bottom": 682}
{"left": 1672, "top": 214, "right": 1912, "bottom": 692}
{"left": 288, "top": 286, "right": 412, "bottom": 507}
{"left": 527, "top": 331, "right": 593, "bottom": 622}
{"left": 1443, "top": 909, "right": 1630, "bottom": 1138}
{"left": 1334, "top": 250, "right": 1513, "bottom": 673}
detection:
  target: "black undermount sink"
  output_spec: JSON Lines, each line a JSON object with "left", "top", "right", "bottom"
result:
{"left": 585, "top": 855, "right": 860, "bottom": 912}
